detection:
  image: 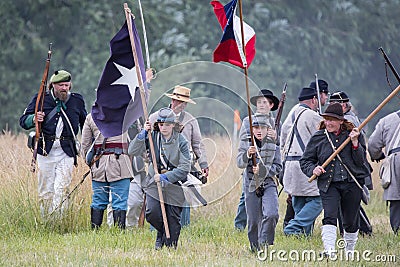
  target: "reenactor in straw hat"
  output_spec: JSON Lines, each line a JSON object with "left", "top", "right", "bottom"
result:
{"left": 20, "top": 70, "right": 87, "bottom": 216}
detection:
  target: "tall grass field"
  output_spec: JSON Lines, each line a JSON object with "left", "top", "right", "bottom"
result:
{"left": 0, "top": 132, "right": 398, "bottom": 266}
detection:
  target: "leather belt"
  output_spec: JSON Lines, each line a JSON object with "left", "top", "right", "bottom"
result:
{"left": 285, "top": 156, "right": 302, "bottom": 161}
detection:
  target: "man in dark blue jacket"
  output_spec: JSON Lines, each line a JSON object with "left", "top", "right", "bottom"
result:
{"left": 20, "top": 70, "right": 87, "bottom": 216}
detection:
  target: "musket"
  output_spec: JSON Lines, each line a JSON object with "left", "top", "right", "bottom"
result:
{"left": 315, "top": 74, "right": 322, "bottom": 114}
{"left": 31, "top": 43, "right": 52, "bottom": 173}
{"left": 274, "top": 82, "right": 287, "bottom": 130}
{"left": 308, "top": 50, "right": 400, "bottom": 182}
{"left": 379, "top": 47, "right": 400, "bottom": 83}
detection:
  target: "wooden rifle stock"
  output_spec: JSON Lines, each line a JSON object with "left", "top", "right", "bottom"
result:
{"left": 31, "top": 43, "right": 52, "bottom": 173}
{"left": 274, "top": 83, "right": 287, "bottom": 130}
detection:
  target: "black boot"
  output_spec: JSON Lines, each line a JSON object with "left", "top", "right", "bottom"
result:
{"left": 113, "top": 210, "right": 126, "bottom": 229}
{"left": 91, "top": 208, "right": 104, "bottom": 229}
{"left": 155, "top": 230, "right": 165, "bottom": 250}
{"left": 165, "top": 232, "right": 180, "bottom": 249}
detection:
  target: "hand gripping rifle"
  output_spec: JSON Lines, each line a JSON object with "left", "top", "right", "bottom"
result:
{"left": 31, "top": 43, "right": 52, "bottom": 173}
{"left": 274, "top": 83, "right": 287, "bottom": 131}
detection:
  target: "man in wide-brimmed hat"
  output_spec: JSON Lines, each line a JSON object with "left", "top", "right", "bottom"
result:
{"left": 300, "top": 102, "right": 371, "bottom": 257}
{"left": 280, "top": 86, "right": 323, "bottom": 236}
{"left": 234, "top": 88, "right": 279, "bottom": 231}
{"left": 329, "top": 91, "right": 373, "bottom": 236}
{"left": 149, "top": 85, "right": 209, "bottom": 227}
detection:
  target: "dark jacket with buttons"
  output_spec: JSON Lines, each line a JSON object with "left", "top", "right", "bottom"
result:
{"left": 299, "top": 128, "right": 370, "bottom": 193}
{"left": 20, "top": 90, "right": 87, "bottom": 157}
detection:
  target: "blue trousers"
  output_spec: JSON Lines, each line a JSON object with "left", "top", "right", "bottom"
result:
{"left": 91, "top": 179, "right": 130, "bottom": 210}
{"left": 234, "top": 189, "right": 247, "bottom": 230}
{"left": 181, "top": 205, "right": 190, "bottom": 226}
{"left": 284, "top": 196, "right": 322, "bottom": 236}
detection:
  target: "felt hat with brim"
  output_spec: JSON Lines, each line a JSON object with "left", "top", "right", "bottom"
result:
{"left": 250, "top": 89, "right": 279, "bottom": 111}
{"left": 329, "top": 91, "right": 349, "bottom": 103}
{"left": 50, "top": 70, "right": 71, "bottom": 83}
{"left": 321, "top": 102, "right": 345, "bottom": 120}
{"left": 165, "top": 85, "right": 196, "bottom": 104}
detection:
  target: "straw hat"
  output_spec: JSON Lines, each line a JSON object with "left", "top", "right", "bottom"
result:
{"left": 165, "top": 86, "right": 196, "bottom": 104}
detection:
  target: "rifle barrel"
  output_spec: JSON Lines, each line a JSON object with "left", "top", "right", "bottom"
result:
{"left": 379, "top": 47, "right": 400, "bottom": 83}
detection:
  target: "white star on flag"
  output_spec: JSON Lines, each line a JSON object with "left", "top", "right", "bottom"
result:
{"left": 111, "top": 62, "right": 139, "bottom": 100}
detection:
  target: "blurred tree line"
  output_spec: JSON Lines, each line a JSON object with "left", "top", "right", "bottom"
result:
{"left": 1, "top": 0, "right": 399, "bottom": 135}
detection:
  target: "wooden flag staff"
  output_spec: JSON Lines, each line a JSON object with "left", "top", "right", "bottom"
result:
{"left": 124, "top": 3, "right": 170, "bottom": 239}
{"left": 238, "top": 0, "right": 260, "bottom": 189}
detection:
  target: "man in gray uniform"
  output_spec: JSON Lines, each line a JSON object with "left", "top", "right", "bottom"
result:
{"left": 281, "top": 87, "right": 323, "bottom": 236}
{"left": 368, "top": 109, "right": 400, "bottom": 234}
{"left": 149, "top": 85, "right": 209, "bottom": 226}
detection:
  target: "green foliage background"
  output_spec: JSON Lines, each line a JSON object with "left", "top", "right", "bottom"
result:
{"left": 1, "top": 0, "right": 399, "bottom": 133}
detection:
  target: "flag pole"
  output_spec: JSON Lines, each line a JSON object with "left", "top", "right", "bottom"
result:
{"left": 238, "top": 0, "right": 259, "bottom": 188}
{"left": 124, "top": 3, "right": 170, "bottom": 239}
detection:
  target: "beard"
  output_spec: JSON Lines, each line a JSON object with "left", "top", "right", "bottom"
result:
{"left": 53, "top": 89, "right": 69, "bottom": 101}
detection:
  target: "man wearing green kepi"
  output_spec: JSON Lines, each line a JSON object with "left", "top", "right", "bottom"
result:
{"left": 20, "top": 70, "right": 87, "bottom": 216}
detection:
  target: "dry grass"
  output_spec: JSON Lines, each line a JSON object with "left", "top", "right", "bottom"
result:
{"left": 1, "top": 132, "right": 399, "bottom": 266}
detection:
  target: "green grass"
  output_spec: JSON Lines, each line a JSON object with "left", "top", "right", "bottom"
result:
{"left": 1, "top": 133, "right": 399, "bottom": 266}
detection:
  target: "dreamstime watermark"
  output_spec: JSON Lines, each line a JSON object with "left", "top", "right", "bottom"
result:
{"left": 257, "top": 239, "right": 397, "bottom": 263}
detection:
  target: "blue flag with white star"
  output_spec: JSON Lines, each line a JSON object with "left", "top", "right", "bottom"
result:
{"left": 92, "top": 17, "right": 147, "bottom": 138}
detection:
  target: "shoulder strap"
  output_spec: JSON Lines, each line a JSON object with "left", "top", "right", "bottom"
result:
{"left": 324, "top": 130, "right": 364, "bottom": 192}
{"left": 292, "top": 110, "right": 307, "bottom": 152}
{"left": 43, "top": 106, "right": 58, "bottom": 125}
{"left": 60, "top": 108, "right": 78, "bottom": 143}
{"left": 283, "top": 108, "right": 307, "bottom": 158}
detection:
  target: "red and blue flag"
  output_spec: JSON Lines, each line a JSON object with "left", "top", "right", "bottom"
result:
{"left": 211, "top": 0, "right": 256, "bottom": 68}
{"left": 92, "top": 17, "right": 147, "bottom": 138}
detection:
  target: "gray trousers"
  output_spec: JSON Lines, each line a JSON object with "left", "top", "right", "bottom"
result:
{"left": 245, "top": 179, "right": 279, "bottom": 248}
{"left": 390, "top": 200, "right": 400, "bottom": 233}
